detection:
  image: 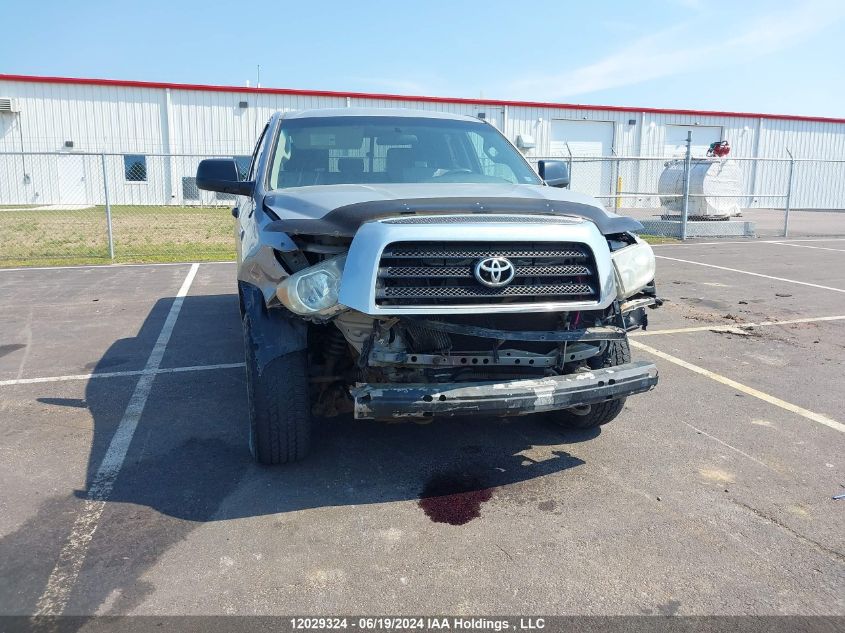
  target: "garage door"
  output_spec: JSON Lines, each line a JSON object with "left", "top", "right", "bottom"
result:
{"left": 550, "top": 119, "right": 614, "bottom": 199}
{"left": 664, "top": 125, "right": 722, "bottom": 157}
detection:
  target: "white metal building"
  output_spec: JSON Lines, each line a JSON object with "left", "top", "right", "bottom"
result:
{"left": 1, "top": 73, "right": 844, "bottom": 208}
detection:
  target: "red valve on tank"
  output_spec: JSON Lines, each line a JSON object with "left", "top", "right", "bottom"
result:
{"left": 707, "top": 141, "right": 731, "bottom": 157}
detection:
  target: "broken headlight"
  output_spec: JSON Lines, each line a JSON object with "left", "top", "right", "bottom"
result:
{"left": 611, "top": 237, "right": 655, "bottom": 299}
{"left": 276, "top": 255, "right": 347, "bottom": 316}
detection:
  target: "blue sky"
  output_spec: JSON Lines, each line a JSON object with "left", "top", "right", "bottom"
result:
{"left": 2, "top": 0, "right": 844, "bottom": 117}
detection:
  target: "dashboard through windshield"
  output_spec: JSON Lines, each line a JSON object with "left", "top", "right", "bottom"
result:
{"left": 267, "top": 116, "right": 542, "bottom": 189}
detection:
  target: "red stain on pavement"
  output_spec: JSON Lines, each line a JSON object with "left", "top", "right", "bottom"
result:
{"left": 418, "top": 472, "right": 493, "bottom": 525}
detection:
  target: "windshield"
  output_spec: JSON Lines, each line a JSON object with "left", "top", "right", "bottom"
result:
{"left": 267, "top": 115, "right": 542, "bottom": 189}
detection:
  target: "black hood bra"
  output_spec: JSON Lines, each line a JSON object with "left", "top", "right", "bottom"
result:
{"left": 264, "top": 196, "right": 643, "bottom": 237}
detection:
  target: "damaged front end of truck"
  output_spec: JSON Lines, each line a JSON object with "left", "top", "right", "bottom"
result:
{"left": 238, "top": 202, "right": 659, "bottom": 425}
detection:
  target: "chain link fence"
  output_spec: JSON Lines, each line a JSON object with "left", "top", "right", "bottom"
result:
{"left": 528, "top": 149, "right": 845, "bottom": 240}
{"left": 0, "top": 152, "right": 239, "bottom": 266}
{"left": 1, "top": 148, "right": 844, "bottom": 267}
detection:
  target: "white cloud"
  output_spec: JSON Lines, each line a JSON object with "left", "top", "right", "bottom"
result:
{"left": 504, "top": 0, "right": 845, "bottom": 101}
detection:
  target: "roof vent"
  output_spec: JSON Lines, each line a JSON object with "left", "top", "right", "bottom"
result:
{"left": 0, "top": 98, "right": 18, "bottom": 113}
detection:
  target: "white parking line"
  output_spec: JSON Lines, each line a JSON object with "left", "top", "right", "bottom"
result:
{"left": 766, "top": 242, "right": 845, "bottom": 252}
{"left": 631, "top": 315, "right": 845, "bottom": 337}
{"left": 682, "top": 421, "right": 772, "bottom": 470}
{"left": 655, "top": 255, "right": 845, "bottom": 293}
{"left": 630, "top": 339, "right": 845, "bottom": 434}
{"left": 34, "top": 263, "right": 200, "bottom": 616}
{"left": 0, "top": 362, "right": 246, "bottom": 387}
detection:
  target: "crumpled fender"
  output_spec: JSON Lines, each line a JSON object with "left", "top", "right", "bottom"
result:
{"left": 240, "top": 281, "right": 308, "bottom": 373}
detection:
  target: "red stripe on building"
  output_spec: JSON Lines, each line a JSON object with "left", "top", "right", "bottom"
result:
{"left": 1, "top": 73, "right": 843, "bottom": 125}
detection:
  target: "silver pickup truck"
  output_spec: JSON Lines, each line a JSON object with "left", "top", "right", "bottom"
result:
{"left": 197, "top": 108, "right": 660, "bottom": 464}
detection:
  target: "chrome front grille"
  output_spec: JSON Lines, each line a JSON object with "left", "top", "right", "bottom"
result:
{"left": 375, "top": 241, "right": 599, "bottom": 307}
{"left": 381, "top": 245, "right": 588, "bottom": 258}
{"left": 381, "top": 215, "right": 579, "bottom": 225}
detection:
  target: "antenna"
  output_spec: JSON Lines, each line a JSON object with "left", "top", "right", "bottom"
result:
{"left": 257, "top": 64, "right": 261, "bottom": 89}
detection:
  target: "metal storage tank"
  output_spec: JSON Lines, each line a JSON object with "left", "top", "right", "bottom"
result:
{"left": 658, "top": 159, "right": 743, "bottom": 218}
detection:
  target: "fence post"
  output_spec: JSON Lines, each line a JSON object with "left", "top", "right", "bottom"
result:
{"left": 680, "top": 131, "right": 692, "bottom": 241}
{"left": 613, "top": 153, "right": 621, "bottom": 209}
{"left": 616, "top": 175, "right": 623, "bottom": 210}
{"left": 565, "top": 142, "right": 573, "bottom": 190}
{"left": 100, "top": 153, "right": 115, "bottom": 260}
{"left": 783, "top": 149, "right": 795, "bottom": 238}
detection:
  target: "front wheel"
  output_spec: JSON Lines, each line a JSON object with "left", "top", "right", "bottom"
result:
{"left": 554, "top": 338, "right": 631, "bottom": 429}
{"left": 242, "top": 311, "right": 312, "bottom": 464}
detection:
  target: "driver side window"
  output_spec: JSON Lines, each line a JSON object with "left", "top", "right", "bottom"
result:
{"left": 247, "top": 124, "right": 269, "bottom": 182}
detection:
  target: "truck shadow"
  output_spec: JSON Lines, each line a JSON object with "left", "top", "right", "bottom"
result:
{"left": 0, "top": 293, "right": 597, "bottom": 615}
{"left": 80, "top": 294, "right": 596, "bottom": 522}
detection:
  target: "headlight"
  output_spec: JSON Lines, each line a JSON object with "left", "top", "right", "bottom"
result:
{"left": 276, "top": 255, "right": 347, "bottom": 316}
{"left": 611, "top": 237, "right": 655, "bottom": 299}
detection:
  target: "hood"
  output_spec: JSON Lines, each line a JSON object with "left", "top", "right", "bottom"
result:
{"left": 262, "top": 183, "right": 642, "bottom": 236}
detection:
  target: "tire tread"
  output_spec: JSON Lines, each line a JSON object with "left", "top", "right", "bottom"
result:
{"left": 556, "top": 338, "right": 631, "bottom": 429}
{"left": 243, "top": 312, "right": 311, "bottom": 464}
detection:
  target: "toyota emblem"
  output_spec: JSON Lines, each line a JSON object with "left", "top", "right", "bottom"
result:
{"left": 473, "top": 256, "right": 516, "bottom": 288}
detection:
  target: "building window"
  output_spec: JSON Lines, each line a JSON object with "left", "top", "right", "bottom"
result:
{"left": 234, "top": 155, "right": 251, "bottom": 181}
{"left": 124, "top": 155, "right": 147, "bottom": 182}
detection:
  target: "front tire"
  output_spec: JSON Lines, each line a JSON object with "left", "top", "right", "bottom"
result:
{"left": 554, "top": 338, "right": 631, "bottom": 430}
{"left": 242, "top": 311, "right": 312, "bottom": 464}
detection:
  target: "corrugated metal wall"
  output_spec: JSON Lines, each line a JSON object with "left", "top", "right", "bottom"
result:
{"left": 1, "top": 78, "right": 844, "bottom": 208}
{"left": 0, "top": 80, "right": 166, "bottom": 153}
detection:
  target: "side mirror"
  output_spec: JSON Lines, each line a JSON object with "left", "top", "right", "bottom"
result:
{"left": 538, "top": 160, "right": 570, "bottom": 188}
{"left": 196, "top": 158, "right": 254, "bottom": 196}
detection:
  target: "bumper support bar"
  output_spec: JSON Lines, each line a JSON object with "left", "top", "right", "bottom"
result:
{"left": 401, "top": 318, "right": 626, "bottom": 343}
{"left": 351, "top": 360, "right": 658, "bottom": 420}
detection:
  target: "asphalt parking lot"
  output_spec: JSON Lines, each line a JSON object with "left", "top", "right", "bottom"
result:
{"left": 0, "top": 239, "right": 843, "bottom": 617}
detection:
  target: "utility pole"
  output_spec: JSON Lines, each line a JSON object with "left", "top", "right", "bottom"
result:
{"left": 783, "top": 148, "right": 795, "bottom": 238}
{"left": 681, "top": 131, "right": 692, "bottom": 241}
